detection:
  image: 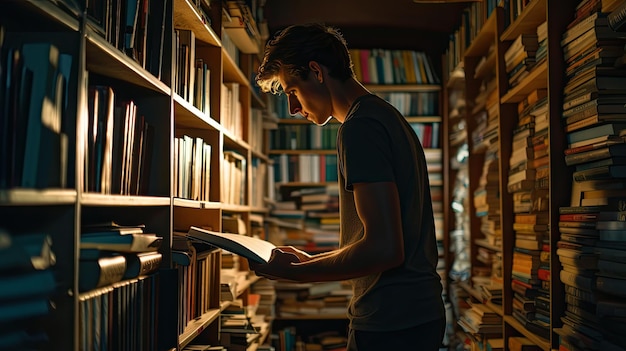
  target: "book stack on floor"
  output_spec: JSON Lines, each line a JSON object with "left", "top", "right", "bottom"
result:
{"left": 507, "top": 83, "right": 551, "bottom": 341}
{"left": 78, "top": 222, "right": 163, "bottom": 350}
{"left": 555, "top": 2, "right": 626, "bottom": 350}
{"left": 0, "top": 230, "right": 57, "bottom": 350}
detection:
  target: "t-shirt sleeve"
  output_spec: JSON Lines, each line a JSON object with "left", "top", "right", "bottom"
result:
{"left": 339, "top": 118, "right": 395, "bottom": 191}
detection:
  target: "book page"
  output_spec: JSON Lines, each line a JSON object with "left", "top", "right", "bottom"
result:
{"left": 187, "top": 226, "right": 276, "bottom": 263}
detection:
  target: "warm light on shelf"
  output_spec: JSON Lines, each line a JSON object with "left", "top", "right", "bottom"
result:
{"left": 413, "top": 0, "right": 480, "bottom": 3}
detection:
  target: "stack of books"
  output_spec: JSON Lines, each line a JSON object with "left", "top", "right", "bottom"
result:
{"left": 0, "top": 231, "right": 57, "bottom": 350}
{"left": 555, "top": 1, "right": 626, "bottom": 350}
{"left": 506, "top": 72, "right": 551, "bottom": 340}
{"left": 273, "top": 281, "right": 350, "bottom": 317}
{"left": 78, "top": 222, "right": 163, "bottom": 349}
{"left": 457, "top": 301, "right": 502, "bottom": 335}
{"left": 504, "top": 33, "right": 539, "bottom": 88}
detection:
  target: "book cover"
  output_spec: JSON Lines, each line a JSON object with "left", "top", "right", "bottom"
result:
{"left": 187, "top": 226, "right": 277, "bottom": 264}
{"left": 80, "top": 232, "right": 162, "bottom": 252}
{"left": 79, "top": 253, "right": 127, "bottom": 292}
{"left": 123, "top": 251, "right": 162, "bottom": 279}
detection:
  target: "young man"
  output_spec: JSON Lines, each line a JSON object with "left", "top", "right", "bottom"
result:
{"left": 253, "top": 23, "right": 445, "bottom": 350}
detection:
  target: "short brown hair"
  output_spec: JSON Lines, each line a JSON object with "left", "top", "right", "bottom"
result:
{"left": 256, "top": 23, "right": 354, "bottom": 94}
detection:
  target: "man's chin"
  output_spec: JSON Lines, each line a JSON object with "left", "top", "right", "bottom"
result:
{"left": 312, "top": 116, "right": 333, "bottom": 126}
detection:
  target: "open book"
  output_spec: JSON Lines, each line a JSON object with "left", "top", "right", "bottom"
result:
{"left": 187, "top": 226, "right": 276, "bottom": 263}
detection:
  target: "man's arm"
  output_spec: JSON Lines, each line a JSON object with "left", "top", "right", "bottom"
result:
{"left": 251, "top": 181, "right": 405, "bottom": 282}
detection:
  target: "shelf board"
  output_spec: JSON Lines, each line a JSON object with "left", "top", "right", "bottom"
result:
{"left": 223, "top": 128, "right": 251, "bottom": 151}
{"left": 274, "top": 314, "right": 348, "bottom": 320}
{"left": 85, "top": 27, "right": 170, "bottom": 95}
{"left": 223, "top": 49, "right": 250, "bottom": 87}
{"left": 173, "top": 0, "right": 221, "bottom": 47}
{"left": 365, "top": 84, "right": 441, "bottom": 93}
{"left": 464, "top": 10, "right": 499, "bottom": 58}
{"left": 475, "top": 238, "right": 502, "bottom": 252}
{"left": 276, "top": 181, "right": 339, "bottom": 187}
{"left": 80, "top": 194, "right": 171, "bottom": 206}
{"left": 0, "top": 189, "right": 77, "bottom": 205}
{"left": 174, "top": 94, "right": 221, "bottom": 131}
{"left": 173, "top": 198, "right": 222, "bottom": 209}
{"left": 503, "top": 315, "right": 551, "bottom": 350}
{"left": 474, "top": 50, "right": 497, "bottom": 80}
{"left": 16, "top": 0, "right": 81, "bottom": 31}
{"left": 269, "top": 149, "right": 336, "bottom": 155}
{"left": 221, "top": 203, "right": 252, "bottom": 212}
{"left": 500, "top": 61, "right": 547, "bottom": 103}
{"left": 405, "top": 116, "right": 442, "bottom": 123}
{"left": 251, "top": 149, "right": 270, "bottom": 162}
{"left": 458, "top": 281, "right": 485, "bottom": 303}
{"left": 178, "top": 307, "right": 222, "bottom": 348}
{"left": 501, "top": 0, "right": 547, "bottom": 41}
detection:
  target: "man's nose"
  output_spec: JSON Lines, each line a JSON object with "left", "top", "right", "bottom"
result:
{"left": 288, "top": 94, "right": 302, "bottom": 116}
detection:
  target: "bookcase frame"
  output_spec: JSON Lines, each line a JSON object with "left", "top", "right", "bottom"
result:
{"left": 0, "top": 0, "right": 272, "bottom": 350}
{"left": 442, "top": 1, "right": 578, "bottom": 350}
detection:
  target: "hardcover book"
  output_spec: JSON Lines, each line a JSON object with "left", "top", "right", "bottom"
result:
{"left": 187, "top": 226, "right": 277, "bottom": 264}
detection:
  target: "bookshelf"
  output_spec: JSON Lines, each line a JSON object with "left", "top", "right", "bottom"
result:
{"left": 441, "top": 1, "right": 619, "bottom": 351}
{"left": 0, "top": 0, "right": 274, "bottom": 350}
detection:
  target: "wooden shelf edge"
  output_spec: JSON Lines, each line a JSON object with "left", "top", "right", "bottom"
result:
{"left": 501, "top": 0, "right": 547, "bottom": 41}
{"left": 80, "top": 194, "right": 171, "bottom": 207}
{"left": 178, "top": 307, "right": 222, "bottom": 348}
{"left": 365, "top": 84, "right": 441, "bottom": 92}
{"left": 503, "top": 315, "right": 551, "bottom": 350}
{"left": 0, "top": 188, "right": 77, "bottom": 205}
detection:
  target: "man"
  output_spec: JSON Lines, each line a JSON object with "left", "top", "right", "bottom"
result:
{"left": 253, "top": 23, "right": 445, "bottom": 350}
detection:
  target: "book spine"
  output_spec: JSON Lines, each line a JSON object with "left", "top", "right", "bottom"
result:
{"left": 608, "top": 1, "right": 626, "bottom": 31}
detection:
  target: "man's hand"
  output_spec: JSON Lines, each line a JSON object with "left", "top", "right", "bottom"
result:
{"left": 249, "top": 247, "right": 300, "bottom": 281}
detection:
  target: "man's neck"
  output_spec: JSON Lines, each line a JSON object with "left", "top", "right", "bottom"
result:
{"left": 330, "top": 77, "right": 371, "bottom": 123}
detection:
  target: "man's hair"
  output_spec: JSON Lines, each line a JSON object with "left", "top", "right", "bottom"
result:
{"left": 256, "top": 23, "right": 354, "bottom": 94}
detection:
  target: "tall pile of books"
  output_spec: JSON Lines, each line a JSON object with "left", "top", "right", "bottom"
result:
{"left": 0, "top": 231, "right": 57, "bottom": 350}
{"left": 555, "top": 1, "right": 626, "bottom": 350}
{"left": 471, "top": 62, "right": 502, "bottom": 291}
{"left": 507, "top": 85, "right": 551, "bottom": 341}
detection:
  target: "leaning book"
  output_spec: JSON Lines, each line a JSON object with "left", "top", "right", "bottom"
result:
{"left": 187, "top": 226, "right": 276, "bottom": 263}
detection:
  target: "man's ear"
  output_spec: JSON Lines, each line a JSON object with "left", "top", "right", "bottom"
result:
{"left": 309, "top": 61, "right": 324, "bottom": 83}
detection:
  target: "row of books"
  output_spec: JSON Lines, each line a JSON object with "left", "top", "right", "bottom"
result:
{"left": 375, "top": 91, "right": 439, "bottom": 116}
{"left": 222, "top": 150, "right": 247, "bottom": 205}
{"left": 556, "top": 1, "right": 626, "bottom": 350}
{"left": 174, "top": 28, "right": 212, "bottom": 115}
{"left": 174, "top": 134, "right": 213, "bottom": 201}
{"left": 348, "top": 48, "right": 440, "bottom": 85}
{"left": 0, "top": 37, "right": 74, "bottom": 190}
{"left": 78, "top": 273, "right": 160, "bottom": 350}
{"left": 270, "top": 154, "right": 339, "bottom": 184}
{"left": 86, "top": 85, "right": 155, "bottom": 195}
{"left": 172, "top": 230, "right": 221, "bottom": 335}
{"left": 270, "top": 123, "right": 339, "bottom": 151}
{"left": 85, "top": 0, "right": 170, "bottom": 81}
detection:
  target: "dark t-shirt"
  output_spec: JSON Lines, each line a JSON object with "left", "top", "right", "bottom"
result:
{"left": 337, "top": 94, "right": 444, "bottom": 331}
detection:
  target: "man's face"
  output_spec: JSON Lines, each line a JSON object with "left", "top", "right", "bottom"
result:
{"left": 278, "top": 68, "right": 333, "bottom": 126}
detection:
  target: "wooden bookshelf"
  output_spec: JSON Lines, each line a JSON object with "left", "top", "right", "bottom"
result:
{"left": 0, "top": 0, "right": 273, "bottom": 350}
{"left": 442, "top": 1, "right": 585, "bottom": 350}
